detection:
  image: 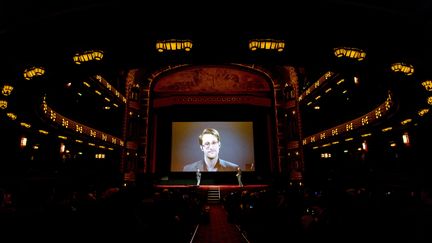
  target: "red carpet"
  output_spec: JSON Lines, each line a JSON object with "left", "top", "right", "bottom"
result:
{"left": 192, "top": 204, "right": 249, "bottom": 243}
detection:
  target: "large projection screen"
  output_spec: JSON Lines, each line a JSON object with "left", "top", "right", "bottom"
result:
{"left": 171, "top": 121, "right": 255, "bottom": 172}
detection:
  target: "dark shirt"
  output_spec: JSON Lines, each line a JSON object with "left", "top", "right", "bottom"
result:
{"left": 183, "top": 159, "right": 239, "bottom": 172}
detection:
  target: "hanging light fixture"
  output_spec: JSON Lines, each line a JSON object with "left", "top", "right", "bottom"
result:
{"left": 20, "top": 122, "right": 31, "bottom": 128}
{"left": 156, "top": 39, "right": 193, "bottom": 52}
{"left": 421, "top": 80, "right": 432, "bottom": 91}
{"left": 391, "top": 62, "right": 414, "bottom": 76}
{"left": 2, "top": 84, "right": 13, "bottom": 96}
{"left": 0, "top": 100, "right": 7, "bottom": 109}
{"left": 7, "top": 112, "right": 17, "bottom": 120}
{"left": 418, "top": 108, "right": 429, "bottom": 116}
{"left": 249, "top": 39, "right": 285, "bottom": 52}
{"left": 73, "top": 50, "right": 104, "bottom": 64}
{"left": 23, "top": 66, "right": 45, "bottom": 80}
{"left": 333, "top": 47, "right": 366, "bottom": 61}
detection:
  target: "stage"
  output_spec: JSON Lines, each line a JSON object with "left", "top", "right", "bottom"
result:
{"left": 151, "top": 172, "right": 272, "bottom": 186}
{"left": 154, "top": 184, "right": 269, "bottom": 189}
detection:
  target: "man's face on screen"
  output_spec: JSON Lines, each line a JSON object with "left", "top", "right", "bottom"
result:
{"left": 201, "top": 134, "right": 220, "bottom": 159}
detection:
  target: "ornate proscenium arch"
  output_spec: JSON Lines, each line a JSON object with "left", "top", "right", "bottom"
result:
{"left": 151, "top": 64, "right": 273, "bottom": 107}
{"left": 145, "top": 64, "right": 279, "bottom": 174}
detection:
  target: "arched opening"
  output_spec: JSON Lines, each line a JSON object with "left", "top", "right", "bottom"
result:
{"left": 145, "top": 64, "right": 279, "bottom": 184}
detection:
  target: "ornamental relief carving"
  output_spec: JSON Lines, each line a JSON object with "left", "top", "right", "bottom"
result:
{"left": 153, "top": 66, "right": 271, "bottom": 93}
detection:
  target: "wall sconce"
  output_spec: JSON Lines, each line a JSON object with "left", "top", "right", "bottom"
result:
{"left": 0, "top": 100, "right": 7, "bottom": 109}
{"left": 2, "top": 85, "right": 13, "bottom": 96}
{"left": 421, "top": 80, "right": 432, "bottom": 91}
{"left": 20, "top": 137, "right": 27, "bottom": 148}
{"left": 73, "top": 50, "right": 104, "bottom": 64}
{"left": 249, "top": 39, "right": 285, "bottom": 52}
{"left": 402, "top": 132, "right": 410, "bottom": 146}
{"left": 391, "top": 62, "right": 414, "bottom": 76}
{"left": 60, "top": 142, "right": 66, "bottom": 153}
{"left": 362, "top": 140, "right": 368, "bottom": 151}
{"left": 333, "top": 47, "right": 366, "bottom": 61}
{"left": 156, "top": 39, "right": 193, "bottom": 52}
{"left": 23, "top": 66, "right": 45, "bottom": 80}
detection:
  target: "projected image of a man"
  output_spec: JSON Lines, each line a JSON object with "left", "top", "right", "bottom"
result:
{"left": 183, "top": 128, "right": 239, "bottom": 172}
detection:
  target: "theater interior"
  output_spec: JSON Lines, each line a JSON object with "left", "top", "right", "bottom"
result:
{"left": 0, "top": 1, "right": 432, "bottom": 241}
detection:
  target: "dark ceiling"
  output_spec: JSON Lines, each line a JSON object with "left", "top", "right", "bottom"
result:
{"left": 0, "top": 0, "right": 431, "bottom": 75}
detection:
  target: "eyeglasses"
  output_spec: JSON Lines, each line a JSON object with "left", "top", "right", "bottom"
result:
{"left": 202, "top": 141, "right": 219, "bottom": 148}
